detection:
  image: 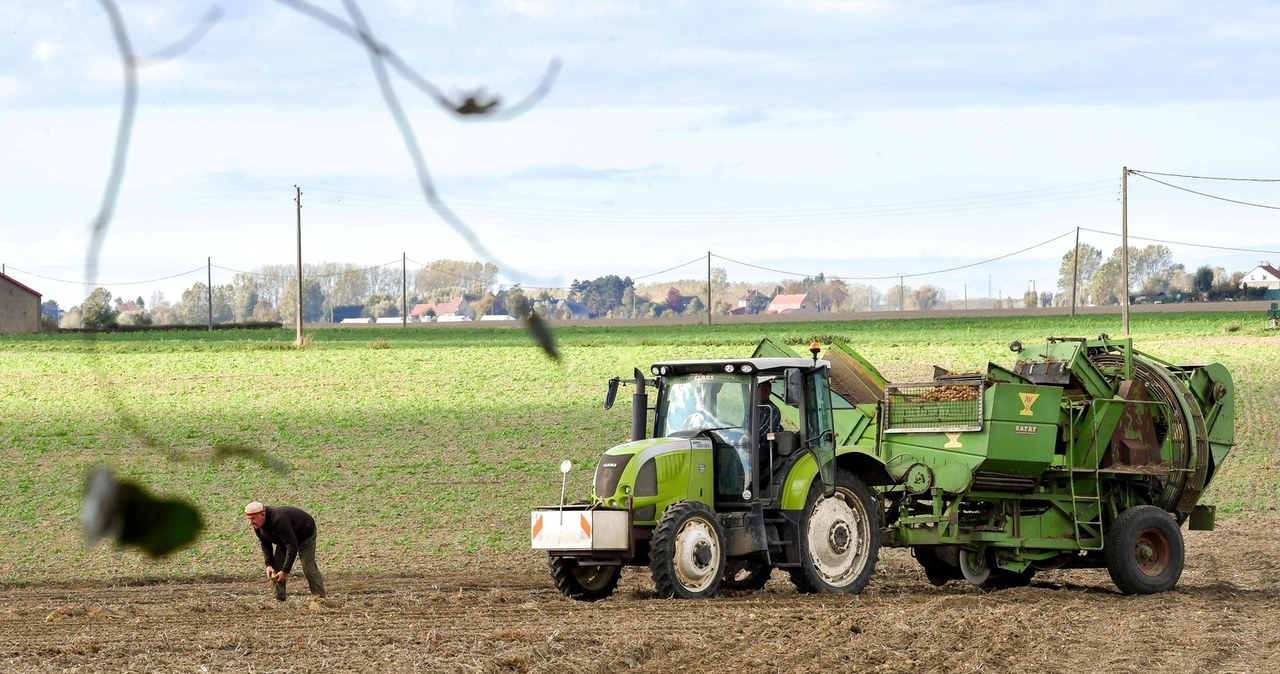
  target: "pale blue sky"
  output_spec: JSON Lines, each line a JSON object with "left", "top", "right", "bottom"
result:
{"left": 3, "top": 1, "right": 1278, "bottom": 308}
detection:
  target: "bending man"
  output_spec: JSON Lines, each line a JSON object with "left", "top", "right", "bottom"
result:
{"left": 244, "top": 501, "right": 326, "bottom": 602}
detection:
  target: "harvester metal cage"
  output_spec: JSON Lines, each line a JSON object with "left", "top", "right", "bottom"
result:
{"left": 883, "top": 378, "right": 984, "bottom": 433}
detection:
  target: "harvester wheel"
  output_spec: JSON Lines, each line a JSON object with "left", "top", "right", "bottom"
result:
{"left": 722, "top": 558, "right": 772, "bottom": 592}
{"left": 1106, "top": 505, "right": 1184, "bottom": 595}
{"left": 650, "top": 501, "right": 726, "bottom": 599}
{"left": 953, "top": 548, "right": 1035, "bottom": 590}
{"left": 958, "top": 548, "right": 991, "bottom": 586}
{"left": 913, "top": 546, "right": 962, "bottom": 586}
{"left": 790, "top": 468, "right": 880, "bottom": 594}
{"left": 548, "top": 557, "right": 621, "bottom": 602}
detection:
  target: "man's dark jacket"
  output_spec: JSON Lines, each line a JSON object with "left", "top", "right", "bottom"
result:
{"left": 254, "top": 505, "right": 317, "bottom": 574}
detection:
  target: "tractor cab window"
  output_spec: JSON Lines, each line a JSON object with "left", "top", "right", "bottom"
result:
{"left": 660, "top": 373, "right": 751, "bottom": 437}
{"left": 658, "top": 373, "right": 753, "bottom": 500}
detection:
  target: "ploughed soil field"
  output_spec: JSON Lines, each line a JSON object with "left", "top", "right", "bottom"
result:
{"left": 3, "top": 517, "right": 1279, "bottom": 674}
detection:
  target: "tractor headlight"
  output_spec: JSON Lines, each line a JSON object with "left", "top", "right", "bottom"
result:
{"left": 741, "top": 364, "right": 753, "bottom": 373}
{"left": 724, "top": 364, "right": 735, "bottom": 373}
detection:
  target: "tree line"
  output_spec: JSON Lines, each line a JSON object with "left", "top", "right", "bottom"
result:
{"left": 45, "top": 246, "right": 1267, "bottom": 329}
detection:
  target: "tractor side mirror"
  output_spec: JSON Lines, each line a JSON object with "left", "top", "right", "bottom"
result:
{"left": 605, "top": 377, "right": 620, "bottom": 410}
{"left": 784, "top": 368, "right": 802, "bottom": 407}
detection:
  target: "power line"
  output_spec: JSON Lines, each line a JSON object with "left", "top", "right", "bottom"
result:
{"left": 713, "top": 230, "right": 1076, "bottom": 282}
{"left": 1079, "top": 227, "right": 1280, "bottom": 255}
{"left": 4, "top": 264, "right": 205, "bottom": 286}
{"left": 404, "top": 256, "right": 568, "bottom": 292}
{"left": 212, "top": 259, "right": 401, "bottom": 280}
{"left": 1129, "top": 169, "right": 1280, "bottom": 183}
{"left": 306, "top": 180, "right": 1118, "bottom": 222}
{"left": 1128, "top": 172, "right": 1280, "bottom": 210}
{"left": 631, "top": 255, "right": 706, "bottom": 281}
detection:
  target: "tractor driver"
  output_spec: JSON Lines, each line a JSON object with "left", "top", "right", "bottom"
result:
{"left": 756, "top": 381, "right": 782, "bottom": 474}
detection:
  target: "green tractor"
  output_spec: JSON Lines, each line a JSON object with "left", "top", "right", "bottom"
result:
{"left": 531, "top": 336, "right": 1234, "bottom": 599}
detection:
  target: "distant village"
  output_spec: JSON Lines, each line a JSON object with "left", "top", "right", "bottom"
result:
{"left": 2, "top": 254, "right": 1279, "bottom": 334}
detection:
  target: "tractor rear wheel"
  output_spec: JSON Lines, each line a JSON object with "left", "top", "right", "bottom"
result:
{"left": 549, "top": 557, "right": 621, "bottom": 601}
{"left": 790, "top": 468, "right": 880, "bottom": 594}
{"left": 650, "top": 501, "right": 726, "bottom": 599}
{"left": 1106, "top": 505, "right": 1184, "bottom": 595}
{"left": 722, "top": 557, "right": 772, "bottom": 592}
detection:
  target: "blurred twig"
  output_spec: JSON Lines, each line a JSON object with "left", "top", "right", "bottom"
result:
{"left": 334, "top": 0, "right": 559, "bottom": 359}
{"left": 139, "top": 5, "right": 224, "bottom": 65}
{"left": 275, "top": 0, "right": 560, "bottom": 121}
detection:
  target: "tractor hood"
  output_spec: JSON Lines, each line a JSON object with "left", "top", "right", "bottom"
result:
{"left": 592, "top": 436, "right": 713, "bottom": 509}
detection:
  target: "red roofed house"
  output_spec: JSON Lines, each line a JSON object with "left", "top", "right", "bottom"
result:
{"left": 408, "top": 303, "right": 433, "bottom": 319}
{"left": 1240, "top": 263, "right": 1280, "bottom": 290}
{"left": 431, "top": 296, "right": 474, "bottom": 320}
{"left": 766, "top": 292, "right": 814, "bottom": 315}
{"left": 0, "top": 272, "right": 42, "bottom": 334}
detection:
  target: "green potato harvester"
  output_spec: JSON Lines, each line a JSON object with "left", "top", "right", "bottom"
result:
{"left": 531, "top": 335, "right": 1234, "bottom": 600}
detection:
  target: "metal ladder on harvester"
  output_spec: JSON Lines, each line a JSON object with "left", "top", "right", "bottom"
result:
{"left": 1067, "top": 402, "right": 1105, "bottom": 551}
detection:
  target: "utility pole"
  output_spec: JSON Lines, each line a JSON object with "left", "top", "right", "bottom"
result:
{"left": 402, "top": 252, "right": 407, "bottom": 328}
{"left": 1072, "top": 226, "right": 1080, "bottom": 317}
{"left": 899, "top": 276, "right": 904, "bottom": 311}
{"left": 1121, "top": 167, "right": 1131, "bottom": 336}
{"left": 294, "top": 185, "right": 304, "bottom": 347}
{"left": 206, "top": 257, "right": 213, "bottom": 331}
{"left": 706, "top": 251, "right": 712, "bottom": 326}
{"left": 963, "top": 284, "right": 967, "bottom": 310}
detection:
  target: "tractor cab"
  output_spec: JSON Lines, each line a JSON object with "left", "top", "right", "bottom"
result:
{"left": 645, "top": 358, "right": 837, "bottom": 508}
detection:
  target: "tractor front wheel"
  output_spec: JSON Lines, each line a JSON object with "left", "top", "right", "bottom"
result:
{"left": 1106, "top": 505, "right": 1184, "bottom": 595}
{"left": 549, "top": 557, "right": 622, "bottom": 601}
{"left": 790, "top": 468, "right": 880, "bottom": 594}
{"left": 650, "top": 501, "right": 726, "bottom": 599}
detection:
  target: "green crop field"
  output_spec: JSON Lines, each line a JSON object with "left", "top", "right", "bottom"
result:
{"left": 1, "top": 312, "right": 1276, "bottom": 585}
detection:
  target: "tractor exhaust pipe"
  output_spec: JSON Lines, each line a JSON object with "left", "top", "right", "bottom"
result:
{"left": 631, "top": 368, "right": 648, "bottom": 442}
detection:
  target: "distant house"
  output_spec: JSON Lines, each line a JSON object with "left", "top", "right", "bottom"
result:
{"left": 332, "top": 305, "right": 365, "bottom": 322}
{"left": 736, "top": 289, "right": 770, "bottom": 315}
{"left": 564, "top": 302, "right": 590, "bottom": 320}
{"left": 1240, "top": 263, "right": 1280, "bottom": 291}
{"left": 408, "top": 303, "right": 433, "bottom": 319}
{"left": 663, "top": 287, "right": 691, "bottom": 314}
{"left": 0, "top": 272, "right": 41, "bottom": 334}
{"left": 430, "top": 296, "right": 474, "bottom": 320}
{"left": 548, "top": 300, "right": 590, "bottom": 320}
{"left": 766, "top": 292, "right": 813, "bottom": 314}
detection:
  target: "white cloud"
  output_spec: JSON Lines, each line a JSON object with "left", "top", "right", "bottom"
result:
{"left": 1207, "top": 19, "right": 1280, "bottom": 43}
{"left": 0, "top": 76, "right": 18, "bottom": 101}
{"left": 386, "top": 0, "right": 463, "bottom": 26}
{"left": 32, "top": 40, "right": 60, "bottom": 62}
{"left": 791, "top": 0, "right": 891, "bottom": 14}
{"left": 497, "top": 0, "right": 643, "bottom": 21}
